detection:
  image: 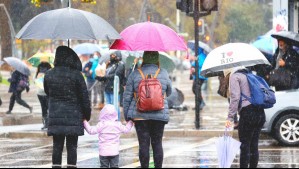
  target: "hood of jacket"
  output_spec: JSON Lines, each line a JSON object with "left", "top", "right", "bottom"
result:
{"left": 54, "top": 46, "right": 82, "bottom": 71}
{"left": 99, "top": 104, "right": 118, "bottom": 122}
{"left": 114, "top": 51, "right": 122, "bottom": 61}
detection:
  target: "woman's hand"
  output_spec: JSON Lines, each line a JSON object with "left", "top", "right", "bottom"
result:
{"left": 225, "top": 120, "right": 232, "bottom": 128}
{"left": 279, "top": 59, "right": 286, "bottom": 67}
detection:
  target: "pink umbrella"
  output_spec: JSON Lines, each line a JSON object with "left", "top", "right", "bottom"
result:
{"left": 110, "top": 21, "right": 188, "bottom": 52}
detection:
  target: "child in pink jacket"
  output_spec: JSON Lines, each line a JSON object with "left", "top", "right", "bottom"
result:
{"left": 84, "top": 104, "right": 134, "bottom": 168}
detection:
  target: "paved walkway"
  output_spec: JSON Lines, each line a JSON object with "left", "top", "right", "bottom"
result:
{"left": 2, "top": 70, "right": 293, "bottom": 168}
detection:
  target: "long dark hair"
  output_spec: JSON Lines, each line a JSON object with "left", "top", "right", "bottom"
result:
{"left": 36, "top": 62, "right": 52, "bottom": 78}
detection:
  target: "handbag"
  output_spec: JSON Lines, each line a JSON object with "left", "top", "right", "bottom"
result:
{"left": 269, "top": 68, "right": 292, "bottom": 88}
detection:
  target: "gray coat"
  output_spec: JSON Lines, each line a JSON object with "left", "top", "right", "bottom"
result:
{"left": 123, "top": 64, "right": 172, "bottom": 123}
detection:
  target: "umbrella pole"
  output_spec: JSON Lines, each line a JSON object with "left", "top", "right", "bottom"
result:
{"left": 194, "top": 0, "right": 201, "bottom": 130}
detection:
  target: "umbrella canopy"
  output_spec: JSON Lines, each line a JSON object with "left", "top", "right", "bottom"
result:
{"left": 271, "top": 31, "right": 299, "bottom": 46}
{"left": 167, "top": 87, "right": 185, "bottom": 108}
{"left": 16, "top": 8, "right": 121, "bottom": 40}
{"left": 187, "top": 40, "right": 212, "bottom": 53}
{"left": 110, "top": 21, "right": 188, "bottom": 52}
{"left": 27, "top": 53, "right": 55, "bottom": 67}
{"left": 215, "top": 134, "right": 241, "bottom": 168}
{"left": 73, "top": 43, "right": 102, "bottom": 55}
{"left": 125, "top": 52, "right": 176, "bottom": 73}
{"left": 252, "top": 35, "right": 276, "bottom": 56}
{"left": 201, "top": 43, "right": 271, "bottom": 77}
{"left": 4, "top": 57, "right": 31, "bottom": 76}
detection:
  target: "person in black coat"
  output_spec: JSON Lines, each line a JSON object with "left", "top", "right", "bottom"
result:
{"left": 271, "top": 40, "right": 299, "bottom": 91}
{"left": 96, "top": 51, "right": 125, "bottom": 105}
{"left": 6, "top": 70, "right": 32, "bottom": 114}
{"left": 44, "top": 46, "right": 91, "bottom": 168}
{"left": 35, "top": 62, "right": 52, "bottom": 130}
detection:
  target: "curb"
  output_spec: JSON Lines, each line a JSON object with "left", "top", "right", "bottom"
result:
{"left": 0, "top": 129, "right": 272, "bottom": 140}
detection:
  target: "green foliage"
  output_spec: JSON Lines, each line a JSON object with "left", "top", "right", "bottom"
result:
{"left": 225, "top": 2, "right": 271, "bottom": 42}
{"left": 208, "top": 0, "right": 272, "bottom": 45}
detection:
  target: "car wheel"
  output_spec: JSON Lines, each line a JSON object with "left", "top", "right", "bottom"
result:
{"left": 274, "top": 114, "right": 299, "bottom": 146}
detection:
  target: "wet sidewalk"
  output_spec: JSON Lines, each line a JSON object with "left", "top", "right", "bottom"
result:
{"left": 0, "top": 70, "right": 298, "bottom": 168}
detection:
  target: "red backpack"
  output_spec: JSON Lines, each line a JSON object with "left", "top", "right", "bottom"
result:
{"left": 135, "top": 68, "right": 164, "bottom": 112}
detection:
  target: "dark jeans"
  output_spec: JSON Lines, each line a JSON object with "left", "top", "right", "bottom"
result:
{"left": 96, "top": 82, "right": 105, "bottom": 104}
{"left": 9, "top": 91, "right": 30, "bottom": 111}
{"left": 135, "top": 120, "right": 166, "bottom": 168}
{"left": 100, "top": 155, "right": 119, "bottom": 168}
{"left": 87, "top": 81, "right": 98, "bottom": 105}
{"left": 238, "top": 105, "right": 266, "bottom": 168}
{"left": 52, "top": 135, "right": 78, "bottom": 168}
{"left": 38, "top": 95, "right": 49, "bottom": 127}
{"left": 192, "top": 79, "right": 205, "bottom": 129}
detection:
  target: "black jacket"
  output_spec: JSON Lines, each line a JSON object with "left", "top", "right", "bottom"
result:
{"left": 102, "top": 61, "right": 125, "bottom": 93}
{"left": 8, "top": 71, "right": 24, "bottom": 93}
{"left": 272, "top": 47, "right": 299, "bottom": 77}
{"left": 44, "top": 46, "right": 91, "bottom": 136}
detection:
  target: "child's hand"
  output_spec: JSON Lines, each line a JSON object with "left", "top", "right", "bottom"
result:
{"left": 128, "top": 120, "right": 135, "bottom": 125}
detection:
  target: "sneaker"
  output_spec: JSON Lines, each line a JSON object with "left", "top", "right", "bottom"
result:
{"left": 29, "top": 107, "right": 33, "bottom": 114}
{"left": 200, "top": 101, "right": 206, "bottom": 110}
{"left": 6, "top": 111, "right": 12, "bottom": 114}
{"left": 41, "top": 127, "right": 48, "bottom": 131}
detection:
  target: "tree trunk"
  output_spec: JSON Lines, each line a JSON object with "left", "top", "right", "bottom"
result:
{"left": 0, "top": 0, "right": 12, "bottom": 60}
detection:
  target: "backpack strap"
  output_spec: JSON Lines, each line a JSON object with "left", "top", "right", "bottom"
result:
{"left": 137, "top": 69, "right": 146, "bottom": 80}
{"left": 154, "top": 68, "right": 161, "bottom": 79}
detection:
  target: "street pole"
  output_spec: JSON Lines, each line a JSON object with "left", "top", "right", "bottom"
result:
{"left": 194, "top": 0, "right": 201, "bottom": 129}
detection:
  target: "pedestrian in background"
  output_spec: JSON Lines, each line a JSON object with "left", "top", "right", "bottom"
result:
{"left": 191, "top": 47, "right": 208, "bottom": 129}
{"left": 6, "top": 69, "right": 32, "bottom": 115}
{"left": 44, "top": 46, "right": 91, "bottom": 168}
{"left": 226, "top": 67, "right": 266, "bottom": 168}
{"left": 269, "top": 39, "right": 299, "bottom": 91}
{"left": 124, "top": 51, "right": 172, "bottom": 168}
{"left": 84, "top": 104, "right": 134, "bottom": 168}
{"left": 94, "top": 51, "right": 106, "bottom": 109}
{"left": 35, "top": 60, "right": 52, "bottom": 130}
{"left": 83, "top": 52, "right": 99, "bottom": 107}
{"left": 96, "top": 51, "right": 125, "bottom": 105}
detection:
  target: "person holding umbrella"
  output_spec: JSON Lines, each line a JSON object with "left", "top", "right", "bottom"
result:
{"left": 96, "top": 51, "right": 125, "bottom": 105}
{"left": 123, "top": 51, "right": 172, "bottom": 168}
{"left": 200, "top": 43, "right": 273, "bottom": 168}
{"left": 44, "top": 46, "right": 91, "bottom": 168}
{"left": 269, "top": 39, "right": 299, "bottom": 91}
{"left": 35, "top": 58, "right": 52, "bottom": 130}
{"left": 4, "top": 57, "right": 32, "bottom": 115}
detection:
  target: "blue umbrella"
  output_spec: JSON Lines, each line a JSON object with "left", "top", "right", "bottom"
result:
{"left": 73, "top": 43, "right": 101, "bottom": 55}
{"left": 187, "top": 40, "right": 212, "bottom": 53}
{"left": 252, "top": 35, "right": 276, "bottom": 56}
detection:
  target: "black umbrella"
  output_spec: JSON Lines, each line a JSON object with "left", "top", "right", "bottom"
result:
{"left": 271, "top": 31, "right": 299, "bottom": 46}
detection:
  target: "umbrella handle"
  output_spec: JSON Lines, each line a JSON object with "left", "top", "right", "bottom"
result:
{"left": 224, "top": 128, "right": 233, "bottom": 137}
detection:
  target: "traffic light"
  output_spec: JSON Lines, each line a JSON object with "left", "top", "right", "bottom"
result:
{"left": 200, "top": 0, "right": 218, "bottom": 12}
{"left": 205, "top": 35, "right": 210, "bottom": 42}
{"left": 176, "top": 0, "right": 194, "bottom": 14}
{"left": 198, "top": 19, "right": 205, "bottom": 35}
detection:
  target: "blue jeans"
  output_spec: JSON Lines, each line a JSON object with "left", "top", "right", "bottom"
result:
{"left": 105, "top": 92, "right": 114, "bottom": 104}
{"left": 105, "top": 92, "right": 120, "bottom": 121}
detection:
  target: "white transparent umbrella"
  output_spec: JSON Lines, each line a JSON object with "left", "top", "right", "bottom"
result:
{"left": 201, "top": 43, "right": 271, "bottom": 77}
{"left": 215, "top": 132, "right": 241, "bottom": 168}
